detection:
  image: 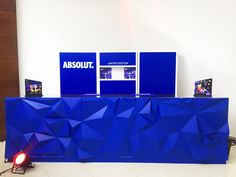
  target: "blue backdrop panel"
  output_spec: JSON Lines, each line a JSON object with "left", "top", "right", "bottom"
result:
{"left": 100, "top": 52, "right": 136, "bottom": 66}
{"left": 100, "top": 81, "right": 136, "bottom": 94}
{"left": 100, "top": 52, "right": 136, "bottom": 94}
{"left": 60, "top": 53, "right": 97, "bottom": 96}
{"left": 5, "top": 97, "right": 229, "bottom": 164}
{"left": 139, "top": 52, "right": 176, "bottom": 96}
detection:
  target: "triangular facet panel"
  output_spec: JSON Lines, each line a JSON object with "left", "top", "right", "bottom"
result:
{"left": 85, "top": 106, "right": 107, "bottom": 121}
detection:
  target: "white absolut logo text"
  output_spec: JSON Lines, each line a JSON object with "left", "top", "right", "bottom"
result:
{"left": 63, "top": 61, "right": 94, "bottom": 69}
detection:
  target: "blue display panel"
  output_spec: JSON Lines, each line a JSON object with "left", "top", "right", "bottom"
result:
{"left": 100, "top": 52, "right": 137, "bottom": 94}
{"left": 60, "top": 53, "right": 97, "bottom": 96}
{"left": 100, "top": 52, "right": 136, "bottom": 66}
{"left": 139, "top": 52, "right": 176, "bottom": 96}
{"left": 100, "top": 81, "right": 136, "bottom": 94}
{"left": 5, "top": 97, "right": 229, "bottom": 164}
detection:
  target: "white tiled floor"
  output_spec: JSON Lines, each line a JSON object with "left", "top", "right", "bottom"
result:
{"left": 0, "top": 142, "right": 236, "bottom": 177}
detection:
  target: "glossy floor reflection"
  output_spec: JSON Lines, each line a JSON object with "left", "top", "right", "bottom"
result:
{"left": 0, "top": 142, "right": 235, "bottom": 177}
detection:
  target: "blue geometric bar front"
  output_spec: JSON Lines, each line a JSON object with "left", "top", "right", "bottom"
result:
{"left": 5, "top": 97, "right": 229, "bottom": 164}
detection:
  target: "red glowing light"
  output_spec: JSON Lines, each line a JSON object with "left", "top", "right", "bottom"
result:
{"left": 13, "top": 152, "right": 28, "bottom": 166}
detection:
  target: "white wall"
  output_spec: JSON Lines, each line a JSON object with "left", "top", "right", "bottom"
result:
{"left": 16, "top": 0, "right": 236, "bottom": 136}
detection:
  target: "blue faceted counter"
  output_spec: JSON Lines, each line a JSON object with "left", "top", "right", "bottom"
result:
{"left": 5, "top": 97, "right": 229, "bottom": 164}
